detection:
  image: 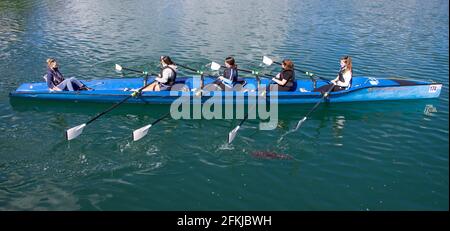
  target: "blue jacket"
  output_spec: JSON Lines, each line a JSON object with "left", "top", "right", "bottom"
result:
{"left": 46, "top": 68, "right": 65, "bottom": 89}
{"left": 221, "top": 67, "right": 238, "bottom": 86}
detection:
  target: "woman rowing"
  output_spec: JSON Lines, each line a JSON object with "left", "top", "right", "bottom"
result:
{"left": 313, "top": 56, "right": 352, "bottom": 95}
{"left": 143, "top": 56, "right": 178, "bottom": 91}
{"left": 207, "top": 56, "right": 239, "bottom": 91}
{"left": 45, "top": 58, "right": 92, "bottom": 91}
{"left": 269, "top": 59, "right": 296, "bottom": 91}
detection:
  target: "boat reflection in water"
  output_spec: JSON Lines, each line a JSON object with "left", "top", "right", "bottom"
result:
{"left": 10, "top": 96, "right": 440, "bottom": 127}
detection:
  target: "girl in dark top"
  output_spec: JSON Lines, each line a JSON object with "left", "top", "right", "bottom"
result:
{"left": 269, "top": 59, "right": 296, "bottom": 91}
{"left": 213, "top": 56, "right": 239, "bottom": 90}
{"left": 45, "top": 58, "right": 92, "bottom": 91}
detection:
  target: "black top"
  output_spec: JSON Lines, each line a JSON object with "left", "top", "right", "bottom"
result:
{"left": 279, "top": 69, "right": 295, "bottom": 87}
{"left": 46, "top": 68, "right": 65, "bottom": 89}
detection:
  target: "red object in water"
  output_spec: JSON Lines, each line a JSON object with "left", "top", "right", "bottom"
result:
{"left": 251, "top": 151, "right": 293, "bottom": 160}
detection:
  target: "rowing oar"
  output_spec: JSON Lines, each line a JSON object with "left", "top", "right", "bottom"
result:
{"left": 226, "top": 86, "right": 272, "bottom": 144}
{"left": 132, "top": 111, "right": 171, "bottom": 141}
{"left": 65, "top": 67, "right": 158, "bottom": 141}
{"left": 292, "top": 82, "right": 336, "bottom": 132}
{"left": 210, "top": 61, "right": 276, "bottom": 78}
{"left": 116, "top": 64, "right": 152, "bottom": 85}
{"left": 131, "top": 63, "right": 204, "bottom": 141}
{"left": 210, "top": 62, "right": 273, "bottom": 143}
{"left": 262, "top": 56, "right": 331, "bottom": 83}
{"left": 176, "top": 63, "right": 206, "bottom": 90}
{"left": 115, "top": 64, "right": 148, "bottom": 75}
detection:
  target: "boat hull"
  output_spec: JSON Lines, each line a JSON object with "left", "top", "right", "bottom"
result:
{"left": 9, "top": 76, "right": 442, "bottom": 104}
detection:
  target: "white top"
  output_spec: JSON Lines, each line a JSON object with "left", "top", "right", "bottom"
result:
{"left": 156, "top": 64, "right": 177, "bottom": 84}
{"left": 336, "top": 70, "right": 352, "bottom": 87}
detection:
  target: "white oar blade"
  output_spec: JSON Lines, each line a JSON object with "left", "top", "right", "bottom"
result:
{"left": 132, "top": 124, "right": 152, "bottom": 141}
{"left": 293, "top": 117, "right": 307, "bottom": 131}
{"left": 210, "top": 61, "right": 221, "bottom": 71}
{"left": 262, "top": 56, "right": 274, "bottom": 66}
{"left": 228, "top": 125, "right": 241, "bottom": 144}
{"left": 115, "top": 64, "right": 122, "bottom": 71}
{"left": 66, "top": 124, "right": 87, "bottom": 141}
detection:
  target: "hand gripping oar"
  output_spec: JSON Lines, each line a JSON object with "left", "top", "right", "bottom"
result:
{"left": 292, "top": 82, "right": 336, "bottom": 132}
{"left": 262, "top": 56, "right": 331, "bottom": 83}
{"left": 66, "top": 68, "right": 157, "bottom": 141}
{"left": 131, "top": 63, "right": 203, "bottom": 141}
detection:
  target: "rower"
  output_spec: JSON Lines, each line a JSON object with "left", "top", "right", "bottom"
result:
{"left": 206, "top": 56, "right": 239, "bottom": 91}
{"left": 143, "top": 56, "right": 178, "bottom": 91}
{"left": 269, "top": 59, "right": 296, "bottom": 92}
{"left": 313, "top": 56, "right": 353, "bottom": 96}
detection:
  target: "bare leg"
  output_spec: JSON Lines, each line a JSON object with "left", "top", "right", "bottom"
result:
{"left": 142, "top": 82, "right": 158, "bottom": 91}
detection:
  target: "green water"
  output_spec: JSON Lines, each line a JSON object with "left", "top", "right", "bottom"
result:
{"left": 0, "top": 0, "right": 448, "bottom": 210}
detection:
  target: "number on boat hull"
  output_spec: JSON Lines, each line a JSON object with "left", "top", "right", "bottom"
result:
{"left": 428, "top": 84, "right": 441, "bottom": 93}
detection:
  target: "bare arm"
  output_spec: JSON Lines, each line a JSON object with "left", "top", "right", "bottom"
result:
{"left": 272, "top": 77, "right": 287, "bottom": 85}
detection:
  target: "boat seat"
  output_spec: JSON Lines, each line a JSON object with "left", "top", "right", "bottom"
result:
{"left": 236, "top": 79, "right": 247, "bottom": 86}
{"left": 232, "top": 79, "right": 247, "bottom": 91}
{"left": 170, "top": 80, "right": 189, "bottom": 91}
{"left": 203, "top": 83, "right": 222, "bottom": 91}
{"left": 289, "top": 82, "right": 298, "bottom": 91}
{"left": 391, "top": 79, "right": 418, "bottom": 86}
{"left": 202, "top": 79, "right": 248, "bottom": 92}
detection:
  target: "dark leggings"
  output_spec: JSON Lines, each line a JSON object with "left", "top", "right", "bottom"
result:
{"left": 268, "top": 84, "right": 293, "bottom": 92}
{"left": 313, "top": 84, "right": 346, "bottom": 94}
{"left": 211, "top": 79, "right": 233, "bottom": 90}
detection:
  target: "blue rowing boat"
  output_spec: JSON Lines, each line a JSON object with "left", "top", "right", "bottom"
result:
{"left": 9, "top": 76, "right": 442, "bottom": 104}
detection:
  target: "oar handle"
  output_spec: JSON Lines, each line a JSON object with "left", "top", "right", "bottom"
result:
{"left": 121, "top": 67, "right": 158, "bottom": 76}
{"left": 272, "top": 60, "right": 283, "bottom": 65}
{"left": 273, "top": 60, "right": 311, "bottom": 77}
{"left": 85, "top": 81, "right": 154, "bottom": 125}
{"left": 294, "top": 67, "right": 330, "bottom": 83}
{"left": 262, "top": 73, "right": 276, "bottom": 78}
{"left": 234, "top": 67, "right": 276, "bottom": 78}
{"left": 176, "top": 63, "right": 204, "bottom": 74}
{"left": 272, "top": 60, "right": 330, "bottom": 83}
{"left": 122, "top": 67, "right": 144, "bottom": 74}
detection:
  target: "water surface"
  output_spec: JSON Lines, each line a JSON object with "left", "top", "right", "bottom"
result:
{"left": 0, "top": 0, "right": 448, "bottom": 210}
